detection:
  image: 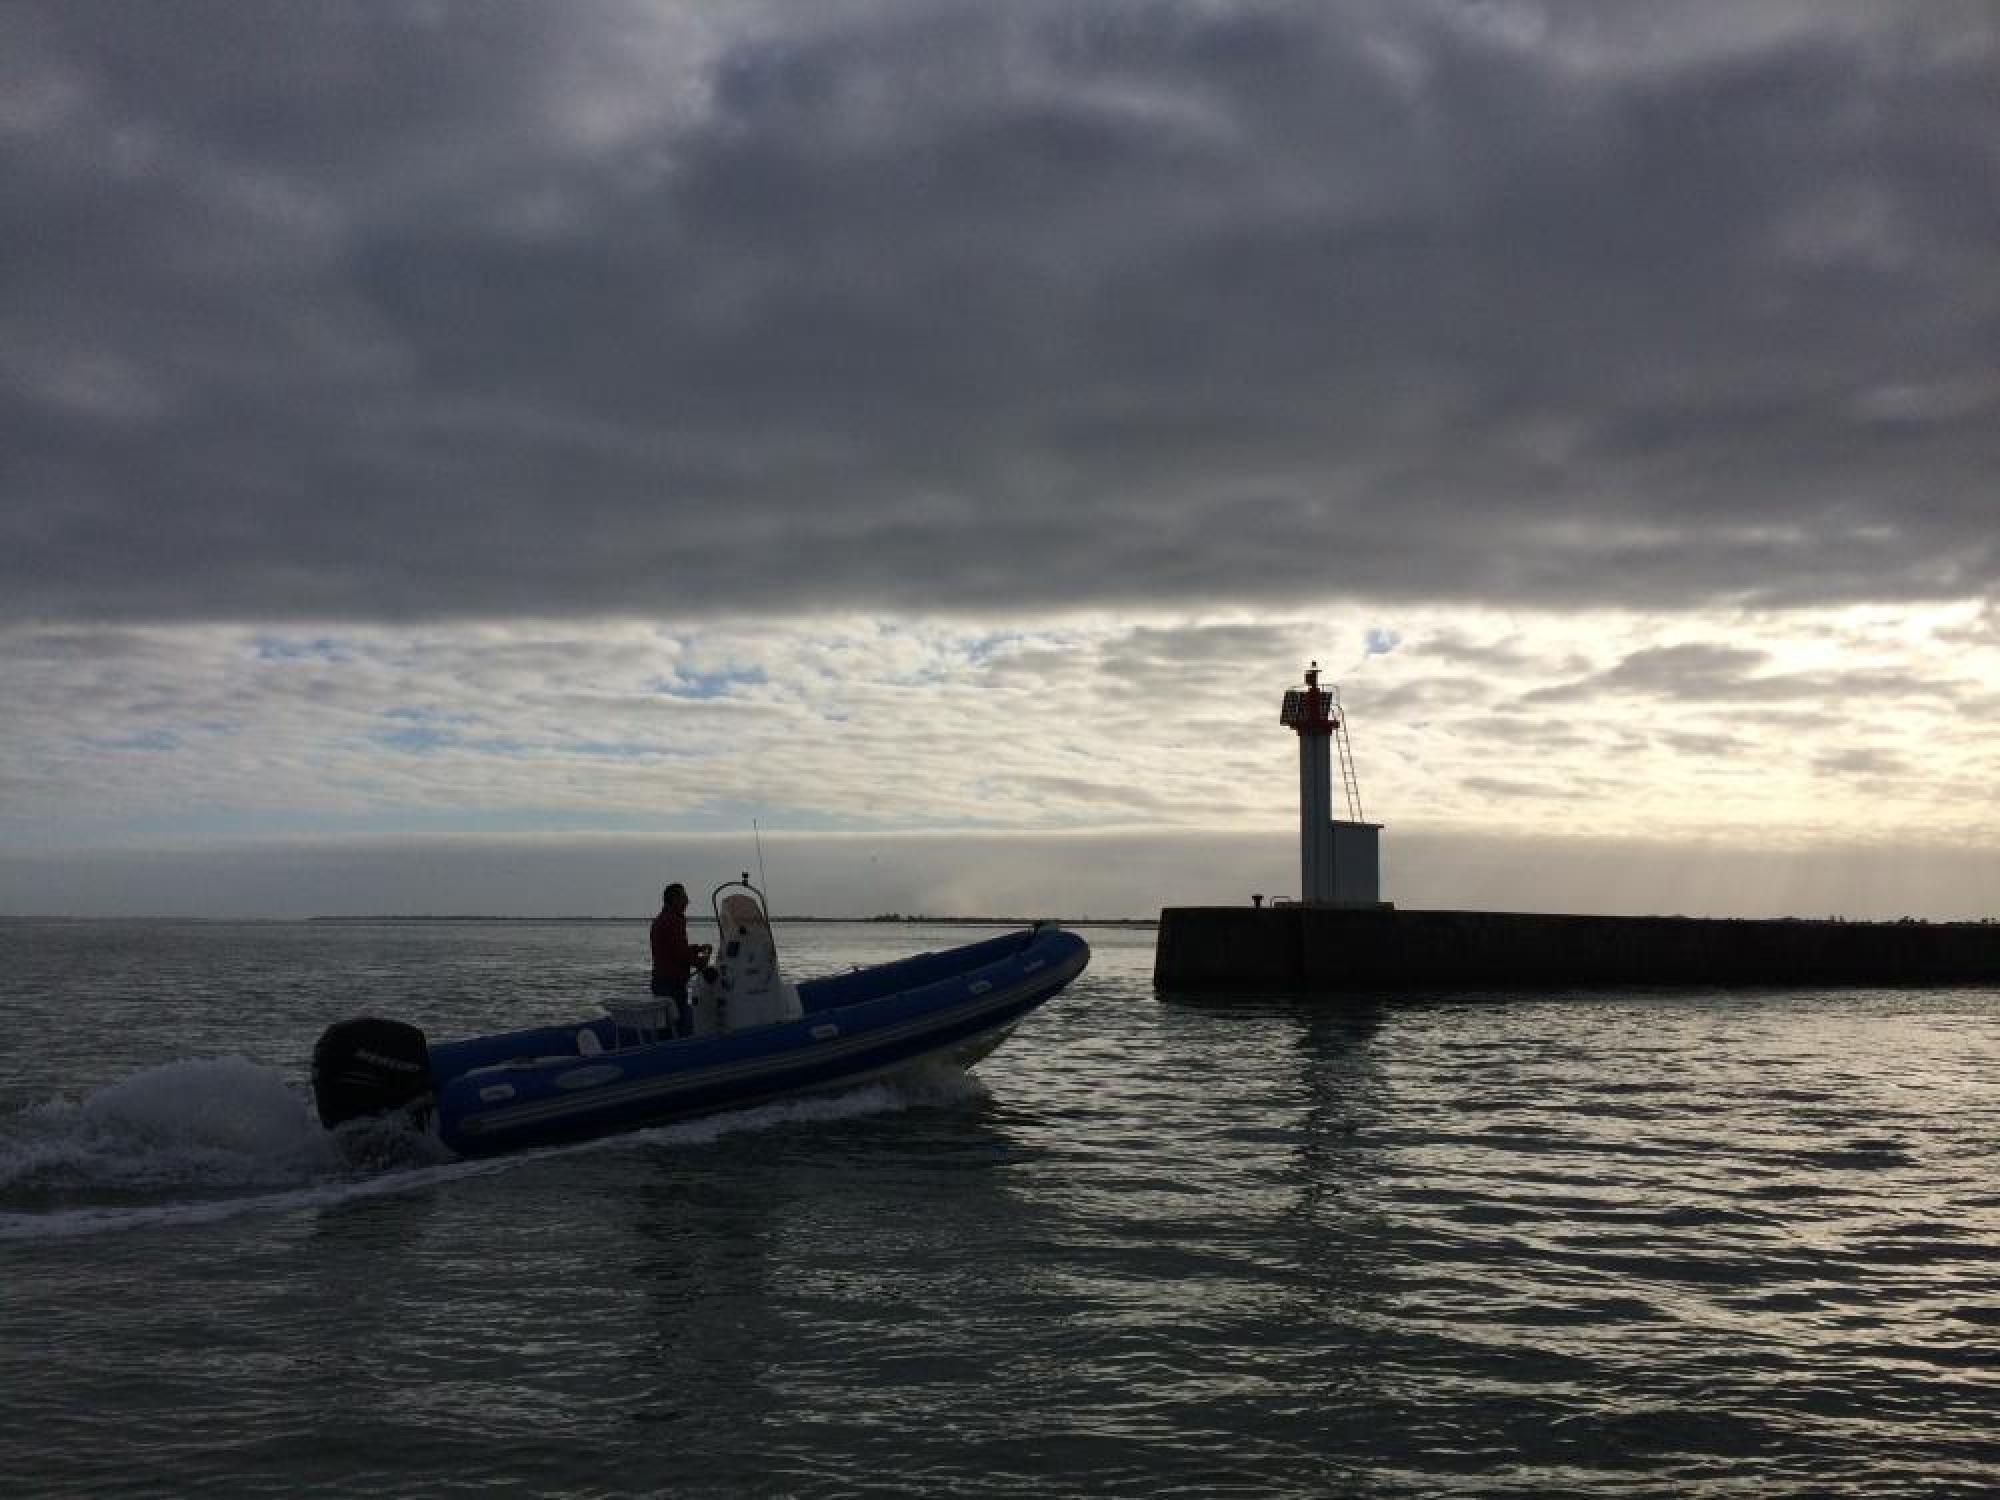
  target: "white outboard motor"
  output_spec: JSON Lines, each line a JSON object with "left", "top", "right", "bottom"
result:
{"left": 689, "top": 875, "right": 801, "bottom": 1035}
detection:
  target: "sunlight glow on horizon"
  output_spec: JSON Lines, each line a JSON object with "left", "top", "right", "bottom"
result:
{"left": 4, "top": 603, "right": 1997, "bottom": 919}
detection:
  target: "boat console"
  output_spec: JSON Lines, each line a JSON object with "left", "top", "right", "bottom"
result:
{"left": 686, "top": 876, "right": 802, "bottom": 1037}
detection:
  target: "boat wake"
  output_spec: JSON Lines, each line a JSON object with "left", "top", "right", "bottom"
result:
{"left": 0, "top": 1055, "right": 984, "bottom": 1242}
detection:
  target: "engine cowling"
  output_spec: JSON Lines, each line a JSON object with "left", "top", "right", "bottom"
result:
{"left": 311, "top": 1016, "right": 433, "bottom": 1128}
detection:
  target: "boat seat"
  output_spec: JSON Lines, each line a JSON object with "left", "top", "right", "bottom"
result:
{"left": 603, "top": 998, "right": 672, "bottom": 1049}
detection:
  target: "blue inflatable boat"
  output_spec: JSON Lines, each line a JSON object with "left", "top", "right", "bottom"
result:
{"left": 311, "top": 880, "right": 1090, "bottom": 1157}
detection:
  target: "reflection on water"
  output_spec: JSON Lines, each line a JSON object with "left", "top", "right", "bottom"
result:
{"left": 1, "top": 922, "right": 1996, "bottom": 1497}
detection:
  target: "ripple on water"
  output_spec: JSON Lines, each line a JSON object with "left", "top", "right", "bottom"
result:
{"left": 1, "top": 927, "right": 1997, "bottom": 1498}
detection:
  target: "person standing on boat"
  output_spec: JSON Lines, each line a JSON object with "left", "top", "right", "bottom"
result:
{"left": 650, "top": 883, "right": 711, "bottom": 1037}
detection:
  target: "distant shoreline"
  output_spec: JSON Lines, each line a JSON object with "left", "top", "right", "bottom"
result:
{"left": 297, "top": 914, "right": 1160, "bottom": 928}
{"left": 0, "top": 913, "right": 1158, "bottom": 926}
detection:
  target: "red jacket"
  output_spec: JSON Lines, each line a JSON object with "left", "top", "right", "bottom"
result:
{"left": 650, "top": 909, "right": 699, "bottom": 982}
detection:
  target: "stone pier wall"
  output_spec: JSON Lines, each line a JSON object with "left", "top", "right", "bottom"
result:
{"left": 1154, "top": 906, "right": 2000, "bottom": 992}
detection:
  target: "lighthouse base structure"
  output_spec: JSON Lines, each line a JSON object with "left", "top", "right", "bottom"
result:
{"left": 1308, "top": 820, "right": 1385, "bottom": 908}
{"left": 1154, "top": 906, "right": 2000, "bottom": 993}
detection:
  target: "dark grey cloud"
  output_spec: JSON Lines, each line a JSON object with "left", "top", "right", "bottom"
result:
{"left": 1658, "top": 728, "right": 1751, "bottom": 758}
{"left": 1360, "top": 673, "right": 1494, "bottom": 716}
{"left": 1453, "top": 714, "right": 1597, "bottom": 751}
{"left": 1813, "top": 746, "right": 1910, "bottom": 778}
{"left": 1525, "top": 640, "right": 1974, "bottom": 705}
{"left": 1416, "top": 630, "right": 1550, "bottom": 672}
{"left": 1527, "top": 642, "right": 1775, "bottom": 701}
{"left": 4, "top": 1, "right": 1997, "bottom": 624}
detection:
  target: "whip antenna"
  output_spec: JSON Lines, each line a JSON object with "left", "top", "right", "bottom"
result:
{"left": 753, "top": 818, "right": 769, "bottom": 902}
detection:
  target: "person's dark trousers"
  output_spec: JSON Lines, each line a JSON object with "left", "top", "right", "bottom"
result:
{"left": 651, "top": 973, "right": 693, "bottom": 1037}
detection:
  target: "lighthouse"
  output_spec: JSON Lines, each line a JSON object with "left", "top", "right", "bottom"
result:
{"left": 1279, "top": 663, "right": 1385, "bottom": 907}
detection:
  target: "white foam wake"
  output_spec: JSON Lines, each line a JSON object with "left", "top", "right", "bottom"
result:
{"left": 2, "top": 1056, "right": 338, "bottom": 1196}
{"left": 0, "top": 1054, "right": 984, "bottom": 1241}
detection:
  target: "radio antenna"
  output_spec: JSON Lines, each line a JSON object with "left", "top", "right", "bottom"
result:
{"left": 753, "top": 818, "right": 769, "bottom": 902}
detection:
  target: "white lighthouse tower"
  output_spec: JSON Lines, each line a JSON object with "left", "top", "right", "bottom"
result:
{"left": 1279, "top": 662, "right": 1385, "bottom": 907}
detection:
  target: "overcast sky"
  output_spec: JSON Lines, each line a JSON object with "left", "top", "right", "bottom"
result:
{"left": 4, "top": 1, "right": 1997, "bottom": 919}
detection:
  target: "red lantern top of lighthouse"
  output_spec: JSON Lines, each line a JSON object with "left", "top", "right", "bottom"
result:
{"left": 1279, "top": 662, "right": 1338, "bottom": 737}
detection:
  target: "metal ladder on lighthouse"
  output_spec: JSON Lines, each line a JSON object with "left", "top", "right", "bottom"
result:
{"left": 1330, "top": 687, "right": 1364, "bottom": 822}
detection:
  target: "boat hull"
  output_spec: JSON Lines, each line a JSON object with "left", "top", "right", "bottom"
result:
{"left": 417, "top": 926, "right": 1087, "bottom": 1156}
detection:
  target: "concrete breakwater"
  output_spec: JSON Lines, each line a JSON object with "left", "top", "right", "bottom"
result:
{"left": 1155, "top": 906, "right": 2000, "bottom": 992}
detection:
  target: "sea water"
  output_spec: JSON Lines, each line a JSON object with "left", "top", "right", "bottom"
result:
{"left": 1, "top": 918, "right": 1995, "bottom": 1498}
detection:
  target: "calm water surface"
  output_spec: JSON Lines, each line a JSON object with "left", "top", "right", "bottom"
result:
{"left": 1, "top": 919, "right": 1995, "bottom": 1497}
